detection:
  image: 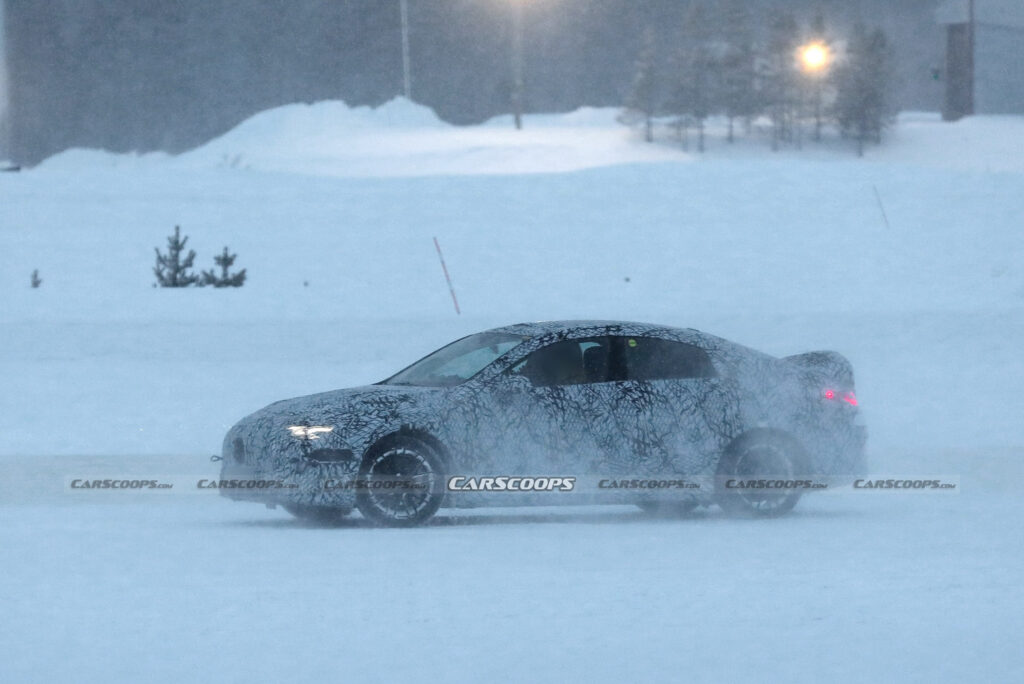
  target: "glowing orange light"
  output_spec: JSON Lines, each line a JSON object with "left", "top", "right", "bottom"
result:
{"left": 799, "top": 42, "right": 830, "bottom": 73}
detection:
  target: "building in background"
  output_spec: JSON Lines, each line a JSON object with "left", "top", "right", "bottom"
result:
{"left": 2, "top": 0, "right": 948, "bottom": 165}
{"left": 937, "top": 0, "right": 1024, "bottom": 120}
{"left": 0, "top": 0, "right": 8, "bottom": 159}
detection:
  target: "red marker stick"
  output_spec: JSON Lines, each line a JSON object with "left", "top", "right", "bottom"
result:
{"left": 433, "top": 237, "right": 461, "bottom": 315}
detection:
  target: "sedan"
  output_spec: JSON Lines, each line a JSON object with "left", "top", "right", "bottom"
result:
{"left": 218, "top": 321, "right": 866, "bottom": 525}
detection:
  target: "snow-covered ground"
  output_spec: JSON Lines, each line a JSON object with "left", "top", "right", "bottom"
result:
{"left": 2, "top": 479, "right": 1021, "bottom": 682}
{"left": 1, "top": 100, "right": 1023, "bottom": 681}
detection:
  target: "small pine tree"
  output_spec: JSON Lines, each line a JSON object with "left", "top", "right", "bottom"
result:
{"left": 717, "top": 0, "right": 758, "bottom": 143}
{"left": 154, "top": 225, "right": 199, "bottom": 287}
{"left": 763, "top": 10, "right": 801, "bottom": 150}
{"left": 670, "top": 1, "right": 716, "bottom": 152}
{"left": 31, "top": 269, "right": 42, "bottom": 288}
{"left": 806, "top": 12, "right": 831, "bottom": 142}
{"left": 201, "top": 247, "right": 247, "bottom": 288}
{"left": 834, "top": 24, "right": 894, "bottom": 156}
{"left": 626, "top": 26, "right": 660, "bottom": 143}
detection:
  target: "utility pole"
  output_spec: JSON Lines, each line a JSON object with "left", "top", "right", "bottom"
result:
{"left": 0, "top": 0, "right": 9, "bottom": 160}
{"left": 511, "top": 0, "right": 524, "bottom": 129}
{"left": 812, "top": 77, "right": 823, "bottom": 141}
{"left": 942, "top": 0, "right": 976, "bottom": 120}
{"left": 400, "top": 0, "right": 412, "bottom": 100}
{"left": 966, "top": 0, "right": 975, "bottom": 115}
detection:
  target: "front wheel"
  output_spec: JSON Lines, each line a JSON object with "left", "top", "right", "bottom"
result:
{"left": 356, "top": 436, "right": 446, "bottom": 527}
{"left": 716, "top": 433, "right": 806, "bottom": 517}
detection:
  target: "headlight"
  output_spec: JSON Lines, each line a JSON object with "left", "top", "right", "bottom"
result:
{"left": 286, "top": 425, "right": 334, "bottom": 440}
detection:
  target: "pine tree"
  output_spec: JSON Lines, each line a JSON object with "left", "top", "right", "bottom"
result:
{"left": 806, "top": 12, "right": 830, "bottom": 142}
{"left": 154, "top": 225, "right": 199, "bottom": 287}
{"left": 626, "top": 26, "right": 660, "bottom": 143}
{"left": 670, "top": 1, "right": 716, "bottom": 153}
{"left": 834, "top": 24, "right": 894, "bottom": 156}
{"left": 717, "top": 0, "right": 758, "bottom": 143}
{"left": 201, "top": 246, "right": 247, "bottom": 288}
{"left": 763, "top": 10, "right": 801, "bottom": 150}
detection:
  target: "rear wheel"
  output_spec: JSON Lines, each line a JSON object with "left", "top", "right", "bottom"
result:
{"left": 356, "top": 436, "right": 446, "bottom": 527}
{"left": 716, "top": 433, "right": 806, "bottom": 517}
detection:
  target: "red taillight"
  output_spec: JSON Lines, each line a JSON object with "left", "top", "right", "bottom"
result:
{"left": 823, "top": 388, "right": 858, "bottom": 406}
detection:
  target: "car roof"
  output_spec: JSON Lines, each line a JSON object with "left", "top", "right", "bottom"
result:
{"left": 485, "top": 320, "right": 700, "bottom": 338}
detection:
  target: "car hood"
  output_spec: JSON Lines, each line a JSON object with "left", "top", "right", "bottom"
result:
{"left": 224, "top": 383, "right": 454, "bottom": 463}
{"left": 253, "top": 383, "right": 445, "bottom": 423}
{"left": 222, "top": 384, "right": 452, "bottom": 475}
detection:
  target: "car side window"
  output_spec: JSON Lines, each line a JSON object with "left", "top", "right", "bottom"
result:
{"left": 510, "top": 337, "right": 614, "bottom": 386}
{"left": 619, "top": 337, "right": 717, "bottom": 381}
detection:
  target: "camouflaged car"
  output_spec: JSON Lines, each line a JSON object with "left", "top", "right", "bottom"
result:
{"left": 219, "top": 321, "right": 866, "bottom": 525}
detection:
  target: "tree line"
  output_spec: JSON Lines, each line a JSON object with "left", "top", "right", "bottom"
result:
{"left": 624, "top": 3, "right": 895, "bottom": 155}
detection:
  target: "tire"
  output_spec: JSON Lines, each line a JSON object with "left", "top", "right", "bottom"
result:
{"left": 283, "top": 503, "right": 352, "bottom": 525}
{"left": 355, "top": 436, "right": 446, "bottom": 527}
{"left": 716, "top": 433, "right": 806, "bottom": 517}
{"left": 637, "top": 501, "right": 699, "bottom": 516}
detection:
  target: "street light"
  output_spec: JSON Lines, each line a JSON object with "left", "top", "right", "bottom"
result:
{"left": 799, "top": 41, "right": 830, "bottom": 73}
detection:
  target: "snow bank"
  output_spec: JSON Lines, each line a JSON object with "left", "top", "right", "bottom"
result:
{"left": 174, "top": 98, "right": 687, "bottom": 177}
{"left": 871, "top": 111, "right": 1024, "bottom": 173}
{"left": 36, "top": 99, "right": 1024, "bottom": 178}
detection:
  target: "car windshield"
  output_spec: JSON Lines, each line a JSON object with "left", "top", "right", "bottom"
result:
{"left": 383, "top": 332, "right": 529, "bottom": 387}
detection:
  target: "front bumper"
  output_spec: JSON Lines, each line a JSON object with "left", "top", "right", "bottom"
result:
{"left": 219, "top": 427, "right": 360, "bottom": 509}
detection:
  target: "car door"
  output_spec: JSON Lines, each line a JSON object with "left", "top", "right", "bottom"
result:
{"left": 610, "top": 335, "right": 737, "bottom": 479}
{"left": 485, "top": 336, "right": 626, "bottom": 478}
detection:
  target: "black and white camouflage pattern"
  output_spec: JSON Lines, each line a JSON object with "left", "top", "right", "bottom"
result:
{"left": 219, "top": 321, "right": 867, "bottom": 511}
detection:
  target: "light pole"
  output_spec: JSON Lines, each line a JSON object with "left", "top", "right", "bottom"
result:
{"left": 511, "top": 0, "right": 524, "bottom": 129}
{"left": 400, "top": 0, "right": 412, "bottom": 100}
{"left": 798, "top": 41, "right": 830, "bottom": 142}
{"left": 966, "top": 0, "right": 975, "bottom": 115}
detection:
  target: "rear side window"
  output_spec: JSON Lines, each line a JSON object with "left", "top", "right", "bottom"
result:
{"left": 619, "top": 337, "right": 716, "bottom": 381}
